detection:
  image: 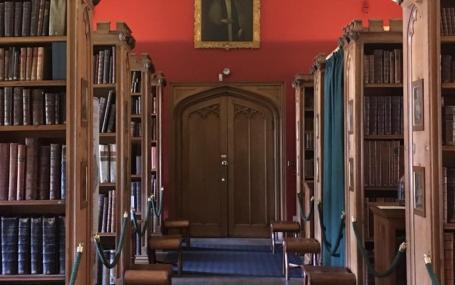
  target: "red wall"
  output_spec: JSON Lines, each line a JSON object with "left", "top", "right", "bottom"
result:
{"left": 94, "top": 0, "right": 401, "bottom": 220}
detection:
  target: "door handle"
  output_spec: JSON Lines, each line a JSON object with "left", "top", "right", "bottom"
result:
{"left": 221, "top": 160, "right": 228, "bottom": 166}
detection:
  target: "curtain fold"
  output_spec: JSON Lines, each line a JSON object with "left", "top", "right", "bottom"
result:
{"left": 322, "top": 48, "right": 345, "bottom": 266}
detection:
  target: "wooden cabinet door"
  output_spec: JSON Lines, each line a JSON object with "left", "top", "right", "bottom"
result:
{"left": 227, "top": 97, "right": 276, "bottom": 237}
{"left": 181, "top": 97, "right": 229, "bottom": 236}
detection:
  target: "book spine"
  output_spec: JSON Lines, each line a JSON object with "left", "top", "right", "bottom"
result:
{"left": 30, "top": 217, "right": 43, "bottom": 274}
{"left": 0, "top": 143, "right": 9, "bottom": 200}
{"left": 54, "top": 93, "right": 60, "bottom": 124}
{"left": 16, "top": 144, "right": 26, "bottom": 200}
{"left": 0, "top": 2, "right": 4, "bottom": 37}
{"left": 109, "top": 144, "right": 116, "bottom": 184}
{"left": 44, "top": 92, "right": 55, "bottom": 125}
{"left": 21, "top": 1, "right": 32, "bottom": 36}
{"left": 19, "top": 48, "right": 26, "bottom": 81}
{"left": 48, "top": 0, "right": 66, "bottom": 36}
{"left": 7, "top": 143, "right": 17, "bottom": 201}
{"left": 17, "top": 217, "right": 31, "bottom": 274}
{"left": 13, "top": 87, "right": 22, "bottom": 125}
{"left": 0, "top": 48, "right": 4, "bottom": 81}
{"left": 26, "top": 47, "right": 33, "bottom": 81}
{"left": 38, "top": 145, "right": 50, "bottom": 200}
{"left": 4, "top": 87, "right": 12, "bottom": 125}
{"left": 57, "top": 216, "right": 64, "bottom": 274}
{"left": 4, "top": 1, "right": 14, "bottom": 37}
{"left": 1, "top": 217, "right": 18, "bottom": 275}
{"left": 49, "top": 143, "right": 61, "bottom": 200}
{"left": 22, "top": 88, "right": 31, "bottom": 125}
{"left": 25, "top": 137, "right": 39, "bottom": 200}
{"left": 0, "top": 89, "right": 3, "bottom": 125}
{"left": 32, "top": 89, "right": 44, "bottom": 125}
{"left": 36, "top": 0, "right": 45, "bottom": 36}
{"left": 30, "top": 0, "right": 39, "bottom": 36}
{"left": 60, "top": 144, "right": 65, "bottom": 199}
{"left": 36, "top": 47, "right": 45, "bottom": 80}
{"left": 42, "top": 216, "right": 57, "bottom": 274}
{"left": 13, "top": 1, "right": 22, "bottom": 37}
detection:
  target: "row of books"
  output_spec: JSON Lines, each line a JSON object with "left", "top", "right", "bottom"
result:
{"left": 443, "top": 167, "right": 455, "bottom": 223}
{"left": 441, "top": 7, "right": 455, "bottom": 36}
{"left": 444, "top": 232, "right": 455, "bottom": 284}
{"left": 364, "top": 95, "right": 403, "bottom": 136}
{"left": 132, "top": 96, "right": 141, "bottom": 115}
{"left": 131, "top": 182, "right": 141, "bottom": 212}
{"left": 0, "top": 0, "right": 66, "bottom": 37}
{"left": 444, "top": 105, "right": 455, "bottom": 145}
{"left": 131, "top": 121, "right": 141, "bottom": 137}
{"left": 0, "top": 88, "right": 65, "bottom": 126}
{"left": 130, "top": 71, "right": 141, "bottom": 93}
{"left": 98, "top": 190, "right": 115, "bottom": 234}
{"left": 304, "top": 131, "right": 314, "bottom": 150}
{"left": 0, "top": 216, "right": 64, "bottom": 275}
{"left": 97, "top": 250, "right": 116, "bottom": 285}
{"left": 98, "top": 144, "right": 116, "bottom": 184}
{"left": 363, "top": 49, "right": 402, "bottom": 84}
{"left": 304, "top": 159, "right": 314, "bottom": 179}
{"left": 0, "top": 141, "right": 65, "bottom": 201}
{"left": 364, "top": 140, "right": 403, "bottom": 187}
{"left": 441, "top": 54, "right": 455, "bottom": 83}
{"left": 94, "top": 47, "right": 116, "bottom": 85}
{"left": 0, "top": 46, "right": 51, "bottom": 81}
{"left": 96, "top": 91, "right": 116, "bottom": 133}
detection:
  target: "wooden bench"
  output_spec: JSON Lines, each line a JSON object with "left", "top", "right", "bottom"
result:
{"left": 124, "top": 264, "right": 172, "bottom": 285}
{"left": 303, "top": 266, "right": 355, "bottom": 285}
{"left": 270, "top": 221, "right": 300, "bottom": 254}
{"left": 147, "top": 236, "right": 183, "bottom": 276}
{"left": 283, "top": 238, "right": 320, "bottom": 280}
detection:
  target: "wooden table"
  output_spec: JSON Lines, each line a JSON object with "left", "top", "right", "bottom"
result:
{"left": 370, "top": 205, "right": 406, "bottom": 285}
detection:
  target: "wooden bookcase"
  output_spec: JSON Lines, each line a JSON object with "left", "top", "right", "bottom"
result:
{"left": 311, "top": 55, "right": 326, "bottom": 246}
{"left": 0, "top": 1, "right": 94, "bottom": 284}
{"left": 401, "top": 1, "right": 452, "bottom": 284}
{"left": 91, "top": 21, "right": 135, "bottom": 284}
{"left": 293, "top": 74, "right": 315, "bottom": 238}
{"left": 127, "top": 53, "right": 156, "bottom": 264}
{"left": 342, "top": 19, "right": 404, "bottom": 284}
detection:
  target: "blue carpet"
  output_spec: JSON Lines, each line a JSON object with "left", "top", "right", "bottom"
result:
{"left": 164, "top": 239, "right": 303, "bottom": 278}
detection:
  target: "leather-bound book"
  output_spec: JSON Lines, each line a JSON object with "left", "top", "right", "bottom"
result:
{"left": 109, "top": 144, "right": 116, "bottom": 184}
{"left": 36, "top": 47, "right": 45, "bottom": 80}
{"left": 98, "top": 96, "right": 107, "bottom": 130}
{"left": 13, "top": 0, "right": 22, "bottom": 37}
{"left": 42, "top": 0, "right": 50, "bottom": 35}
{"left": 19, "top": 47, "right": 26, "bottom": 81}
{"left": 49, "top": 0, "right": 66, "bottom": 36}
{"left": 0, "top": 143, "right": 9, "bottom": 200}
{"left": 7, "top": 143, "right": 17, "bottom": 200}
{"left": 51, "top": 42, "right": 66, "bottom": 80}
{"left": 30, "top": 217, "right": 42, "bottom": 274}
{"left": 22, "top": 88, "right": 31, "bottom": 125}
{"left": 36, "top": 0, "right": 45, "bottom": 36}
{"left": 42, "top": 216, "right": 57, "bottom": 274}
{"left": 38, "top": 145, "right": 50, "bottom": 200}
{"left": 25, "top": 137, "right": 39, "bottom": 200}
{"left": 106, "top": 190, "right": 112, "bottom": 232}
{"left": 31, "top": 47, "right": 38, "bottom": 80}
{"left": 57, "top": 216, "right": 64, "bottom": 274}
{"left": 4, "top": 1, "right": 14, "bottom": 37}
{"left": 106, "top": 103, "right": 116, "bottom": 132}
{"left": 110, "top": 190, "right": 116, "bottom": 233}
{"left": 21, "top": 1, "right": 32, "bottom": 36}
{"left": 101, "top": 90, "right": 114, "bottom": 133}
{"left": 102, "top": 49, "right": 110, "bottom": 84}
{"left": 49, "top": 143, "right": 61, "bottom": 200}
{"left": 1, "top": 217, "right": 18, "bottom": 275}
{"left": 4, "top": 49, "right": 9, "bottom": 81}
{"left": 54, "top": 93, "right": 60, "bottom": 124}
{"left": 32, "top": 89, "right": 44, "bottom": 125}
{"left": 13, "top": 87, "right": 23, "bottom": 125}
{"left": 16, "top": 144, "right": 26, "bottom": 200}
{"left": 30, "top": 0, "right": 39, "bottom": 36}
{"left": 4, "top": 87, "right": 12, "bottom": 126}
{"left": 108, "top": 53, "right": 113, "bottom": 84}
{"left": 17, "top": 217, "right": 30, "bottom": 274}
{"left": 111, "top": 47, "right": 116, "bottom": 83}
{"left": 44, "top": 92, "right": 55, "bottom": 125}
{"left": 0, "top": 88, "right": 4, "bottom": 125}
{"left": 25, "top": 47, "right": 33, "bottom": 81}
{"left": 98, "top": 145, "right": 110, "bottom": 184}
{"left": 0, "top": 1, "right": 4, "bottom": 37}
{"left": 102, "top": 193, "right": 108, "bottom": 232}
{"left": 0, "top": 48, "right": 5, "bottom": 81}
{"left": 12, "top": 47, "right": 19, "bottom": 80}
{"left": 93, "top": 54, "right": 98, "bottom": 82}
{"left": 98, "top": 193, "right": 106, "bottom": 232}
{"left": 60, "top": 145, "right": 65, "bottom": 199}
{"left": 96, "top": 50, "right": 104, "bottom": 85}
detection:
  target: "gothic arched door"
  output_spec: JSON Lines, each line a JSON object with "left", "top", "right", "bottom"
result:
{"left": 178, "top": 92, "right": 277, "bottom": 237}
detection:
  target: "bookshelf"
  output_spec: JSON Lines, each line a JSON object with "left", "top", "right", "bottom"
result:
{"left": 342, "top": 19, "right": 404, "bottom": 284}
{"left": 293, "top": 74, "right": 314, "bottom": 238}
{"left": 92, "top": 21, "right": 135, "bottom": 284}
{"left": 311, "top": 55, "right": 326, "bottom": 247}
{"left": 127, "top": 53, "right": 155, "bottom": 265}
{"left": 0, "top": 0, "right": 94, "bottom": 284}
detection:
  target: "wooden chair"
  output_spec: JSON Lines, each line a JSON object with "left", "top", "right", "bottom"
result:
{"left": 303, "top": 266, "right": 355, "bottom": 285}
{"left": 124, "top": 264, "right": 172, "bottom": 285}
{"left": 147, "top": 236, "right": 183, "bottom": 276}
{"left": 163, "top": 219, "right": 191, "bottom": 247}
{"left": 270, "top": 221, "right": 300, "bottom": 254}
{"left": 283, "top": 238, "right": 321, "bottom": 280}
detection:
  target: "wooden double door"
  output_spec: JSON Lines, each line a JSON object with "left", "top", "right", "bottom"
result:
{"left": 179, "top": 94, "right": 277, "bottom": 237}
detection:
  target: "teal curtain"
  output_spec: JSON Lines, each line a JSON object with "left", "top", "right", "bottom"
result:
{"left": 322, "top": 48, "right": 345, "bottom": 266}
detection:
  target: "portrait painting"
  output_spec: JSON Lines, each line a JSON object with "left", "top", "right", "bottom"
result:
{"left": 413, "top": 166, "right": 425, "bottom": 217}
{"left": 412, "top": 79, "right": 424, "bottom": 131}
{"left": 194, "top": 0, "right": 261, "bottom": 49}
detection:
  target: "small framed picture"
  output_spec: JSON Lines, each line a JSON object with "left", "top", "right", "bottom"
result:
{"left": 348, "top": 158, "right": 354, "bottom": 191}
{"left": 413, "top": 166, "right": 425, "bottom": 217}
{"left": 412, "top": 79, "right": 424, "bottom": 131}
{"left": 348, "top": 100, "right": 354, "bottom": 134}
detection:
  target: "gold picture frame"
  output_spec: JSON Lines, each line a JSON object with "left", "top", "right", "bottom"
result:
{"left": 194, "top": 0, "right": 261, "bottom": 49}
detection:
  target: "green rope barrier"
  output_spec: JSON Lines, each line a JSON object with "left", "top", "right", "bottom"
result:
{"left": 151, "top": 188, "right": 164, "bottom": 217}
{"left": 94, "top": 212, "right": 129, "bottom": 269}
{"left": 68, "top": 243, "right": 83, "bottom": 285}
{"left": 298, "top": 193, "right": 314, "bottom": 222}
{"left": 424, "top": 254, "right": 441, "bottom": 285}
{"left": 317, "top": 201, "right": 345, "bottom": 257}
{"left": 131, "top": 197, "right": 153, "bottom": 237}
{"left": 352, "top": 219, "right": 406, "bottom": 278}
